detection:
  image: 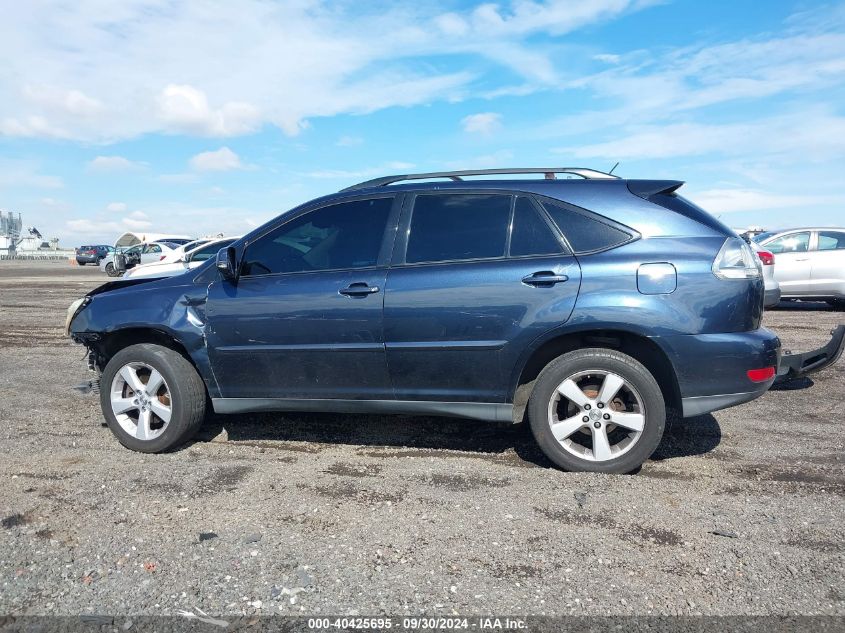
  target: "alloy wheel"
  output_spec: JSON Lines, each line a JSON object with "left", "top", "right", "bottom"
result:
{"left": 547, "top": 370, "right": 645, "bottom": 462}
{"left": 110, "top": 362, "right": 172, "bottom": 441}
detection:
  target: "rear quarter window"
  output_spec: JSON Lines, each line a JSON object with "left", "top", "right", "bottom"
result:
{"left": 539, "top": 198, "right": 633, "bottom": 253}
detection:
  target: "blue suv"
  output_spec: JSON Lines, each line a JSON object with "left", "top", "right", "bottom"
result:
{"left": 66, "top": 168, "right": 843, "bottom": 473}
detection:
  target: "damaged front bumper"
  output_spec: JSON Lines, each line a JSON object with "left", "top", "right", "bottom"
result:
{"left": 775, "top": 324, "right": 845, "bottom": 384}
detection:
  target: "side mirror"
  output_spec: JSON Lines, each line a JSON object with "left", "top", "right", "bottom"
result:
{"left": 216, "top": 246, "right": 238, "bottom": 281}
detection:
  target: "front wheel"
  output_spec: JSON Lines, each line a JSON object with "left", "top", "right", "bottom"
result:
{"left": 105, "top": 262, "right": 118, "bottom": 276}
{"left": 528, "top": 348, "right": 666, "bottom": 473}
{"left": 100, "top": 344, "right": 206, "bottom": 453}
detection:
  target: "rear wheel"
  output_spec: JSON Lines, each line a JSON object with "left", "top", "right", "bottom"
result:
{"left": 100, "top": 344, "right": 206, "bottom": 453}
{"left": 528, "top": 348, "right": 665, "bottom": 473}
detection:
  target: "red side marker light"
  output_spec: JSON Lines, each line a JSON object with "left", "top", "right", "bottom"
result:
{"left": 747, "top": 367, "right": 775, "bottom": 383}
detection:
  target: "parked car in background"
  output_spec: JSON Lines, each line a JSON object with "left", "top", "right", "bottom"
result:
{"left": 66, "top": 167, "right": 845, "bottom": 473}
{"left": 124, "top": 237, "right": 239, "bottom": 280}
{"left": 100, "top": 241, "right": 189, "bottom": 277}
{"left": 753, "top": 228, "right": 845, "bottom": 309}
{"left": 75, "top": 244, "right": 113, "bottom": 265}
{"left": 755, "top": 248, "right": 781, "bottom": 308}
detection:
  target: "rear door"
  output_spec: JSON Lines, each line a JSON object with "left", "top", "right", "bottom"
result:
{"left": 810, "top": 230, "right": 845, "bottom": 296}
{"left": 383, "top": 193, "right": 581, "bottom": 403}
{"left": 763, "top": 231, "right": 813, "bottom": 295}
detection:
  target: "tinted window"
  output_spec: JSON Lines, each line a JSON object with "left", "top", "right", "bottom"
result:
{"left": 406, "top": 194, "right": 510, "bottom": 263}
{"left": 765, "top": 232, "right": 809, "bottom": 254}
{"left": 817, "top": 231, "right": 845, "bottom": 251}
{"left": 509, "top": 196, "right": 565, "bottom": 257}
{"left": 242, "top": 197, "right": 392, "bottom": 276}
{"left": 541, "top": 199, "right": 631, "bottom": 253}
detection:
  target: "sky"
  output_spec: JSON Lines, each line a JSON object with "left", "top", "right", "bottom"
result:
{"left": 1, "top": 0, "right": 844, "bottom": 245}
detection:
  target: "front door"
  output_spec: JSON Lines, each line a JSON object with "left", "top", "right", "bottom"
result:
{"left": 206, "top": 195, "right": 399, "bottom": 400}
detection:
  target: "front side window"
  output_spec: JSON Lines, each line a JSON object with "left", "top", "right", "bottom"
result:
{"left": 817, "top": 231, "right": 845, "bottom": 251}
{"left": 241, "top": 197, "right": 392, "bottom": 276}
{"left": 405, "top": 194, "right": 511, "bottom": 264}
{"left": 765, "top": 232, "right": 810, "bottom": 254}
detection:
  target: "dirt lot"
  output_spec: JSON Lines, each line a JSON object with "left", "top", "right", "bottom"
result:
{"left": 0, "top": 259, "right": 843, "bottom": 617}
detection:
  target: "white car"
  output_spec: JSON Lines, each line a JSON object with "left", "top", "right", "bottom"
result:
{"left": 101, "top": 241, "right": 190, "bottom": 276}
{"left": 123, "top": 238, "right": 239, "bottom": 280}
{"left": 753, "top": 227, "right": 845, "bottom": 309}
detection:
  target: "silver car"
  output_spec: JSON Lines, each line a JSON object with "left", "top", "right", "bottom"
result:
{"left": 753, "top": 228, "right": 845, "bottom": 309}
{"left": 754, "top": 246, "right": 781, "bottom": 308}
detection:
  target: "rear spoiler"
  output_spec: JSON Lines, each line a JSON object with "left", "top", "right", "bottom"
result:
{"left": 627, "top": 180, "right": 685, "bottom": 199}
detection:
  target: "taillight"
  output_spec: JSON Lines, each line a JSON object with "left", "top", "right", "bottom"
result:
{"left": 160, "top": 256, "right": 166, "bottom": 261}
{"left": 747, "top": 367, "right": 775, "bottom": 382}
{"left": 757, "top": 250, "right": 774, "bottom": 266}
{"left": 713, "top": 237, "right": 762, "bottom": 280}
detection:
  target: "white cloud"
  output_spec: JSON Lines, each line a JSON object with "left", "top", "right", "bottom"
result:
{"left": 157, "top": 84, "right": 261, "bottom": 137}
{"left": 0, "top": 0, "right": 650, "bottom": 142}
{"left": 88, "top": 156, "right": 143, "bottom": 172}
{"left": 106, "top": 202, "right": 127, "bottom": 212}
{"left": 189, "top": 147, "right": 246, "bottom": 172}
{"left": 122, "top": 216, "right": 152, "bottom": 230}
{"left": 461, "top": 112, "right": 502, "bottom": 135}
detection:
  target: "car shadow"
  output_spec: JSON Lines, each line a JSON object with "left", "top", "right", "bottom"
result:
{"left": 194, "top": 407, "right": 721, "bottom": 469}
{"left": 769, "top": 300, "right": 834, "bottom": 311}
{"left": 650, "top": 411, "right": 721, "bottom": 461}
{"left": 769, "top": 376, "right": 815, "bottom": 391}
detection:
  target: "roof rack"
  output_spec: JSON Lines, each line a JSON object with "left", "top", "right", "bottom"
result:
{"left": 341, "top": 167, "right": 619, "bottom": 192}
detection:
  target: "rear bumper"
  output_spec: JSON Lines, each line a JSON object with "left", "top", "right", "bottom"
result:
{"left": 776, "top": 324, "right": 845, "bottom": 384}
{"left": 763, "top": 287, "right": 781, "bottom": 308}
{"left": 657, "top": 328, "right": 781, "bottom": 418}
{"left": 681, "top": 387, "right": 768, "bottom": 417}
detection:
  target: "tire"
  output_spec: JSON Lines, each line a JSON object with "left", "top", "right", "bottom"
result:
{"left": 527, "top": 348, "right": 666, "bottom": 474}
{"left": 105, "top": 262, "right": 117, "bottom": 277}
{"left": 100, "top": 343, "right": 206, "bottom": 453}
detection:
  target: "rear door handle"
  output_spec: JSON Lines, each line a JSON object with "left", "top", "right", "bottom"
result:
{"left": 339, "top": 282, "right": 380, "bottom": 296}
{"left": 522, "top": 271, "right": 569, "bottom": 287}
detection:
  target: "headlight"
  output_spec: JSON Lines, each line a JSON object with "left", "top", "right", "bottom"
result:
{"left": 65, "top": 297, "right": 90, "bottom": 336}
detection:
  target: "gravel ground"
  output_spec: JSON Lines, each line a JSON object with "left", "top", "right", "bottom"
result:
{"left": 0, "top": 259, "right": 844, "bottom": 617}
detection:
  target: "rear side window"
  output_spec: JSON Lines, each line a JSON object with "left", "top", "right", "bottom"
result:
{"left": 509, "top": 196, "right": 566, "bottom": 257}
{"left": 540, "top": 199, "right": 631, "bottom": 253}
{"left": 817, "top": 231, "right": 845, "bottom": 251}
{"left": 406, "top": 194, "right": 511, "bottom": 263}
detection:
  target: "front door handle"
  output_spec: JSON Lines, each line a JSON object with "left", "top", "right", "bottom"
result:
{"left": 339, "top": 282, "right": 380, "bottom": 297}
{"left": 522, "top": 271, "right": 569, "bottom": 287}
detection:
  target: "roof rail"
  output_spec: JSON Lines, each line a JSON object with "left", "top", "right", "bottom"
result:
{"left": 341, "top": 167, "right": 619, "bottom": 192}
